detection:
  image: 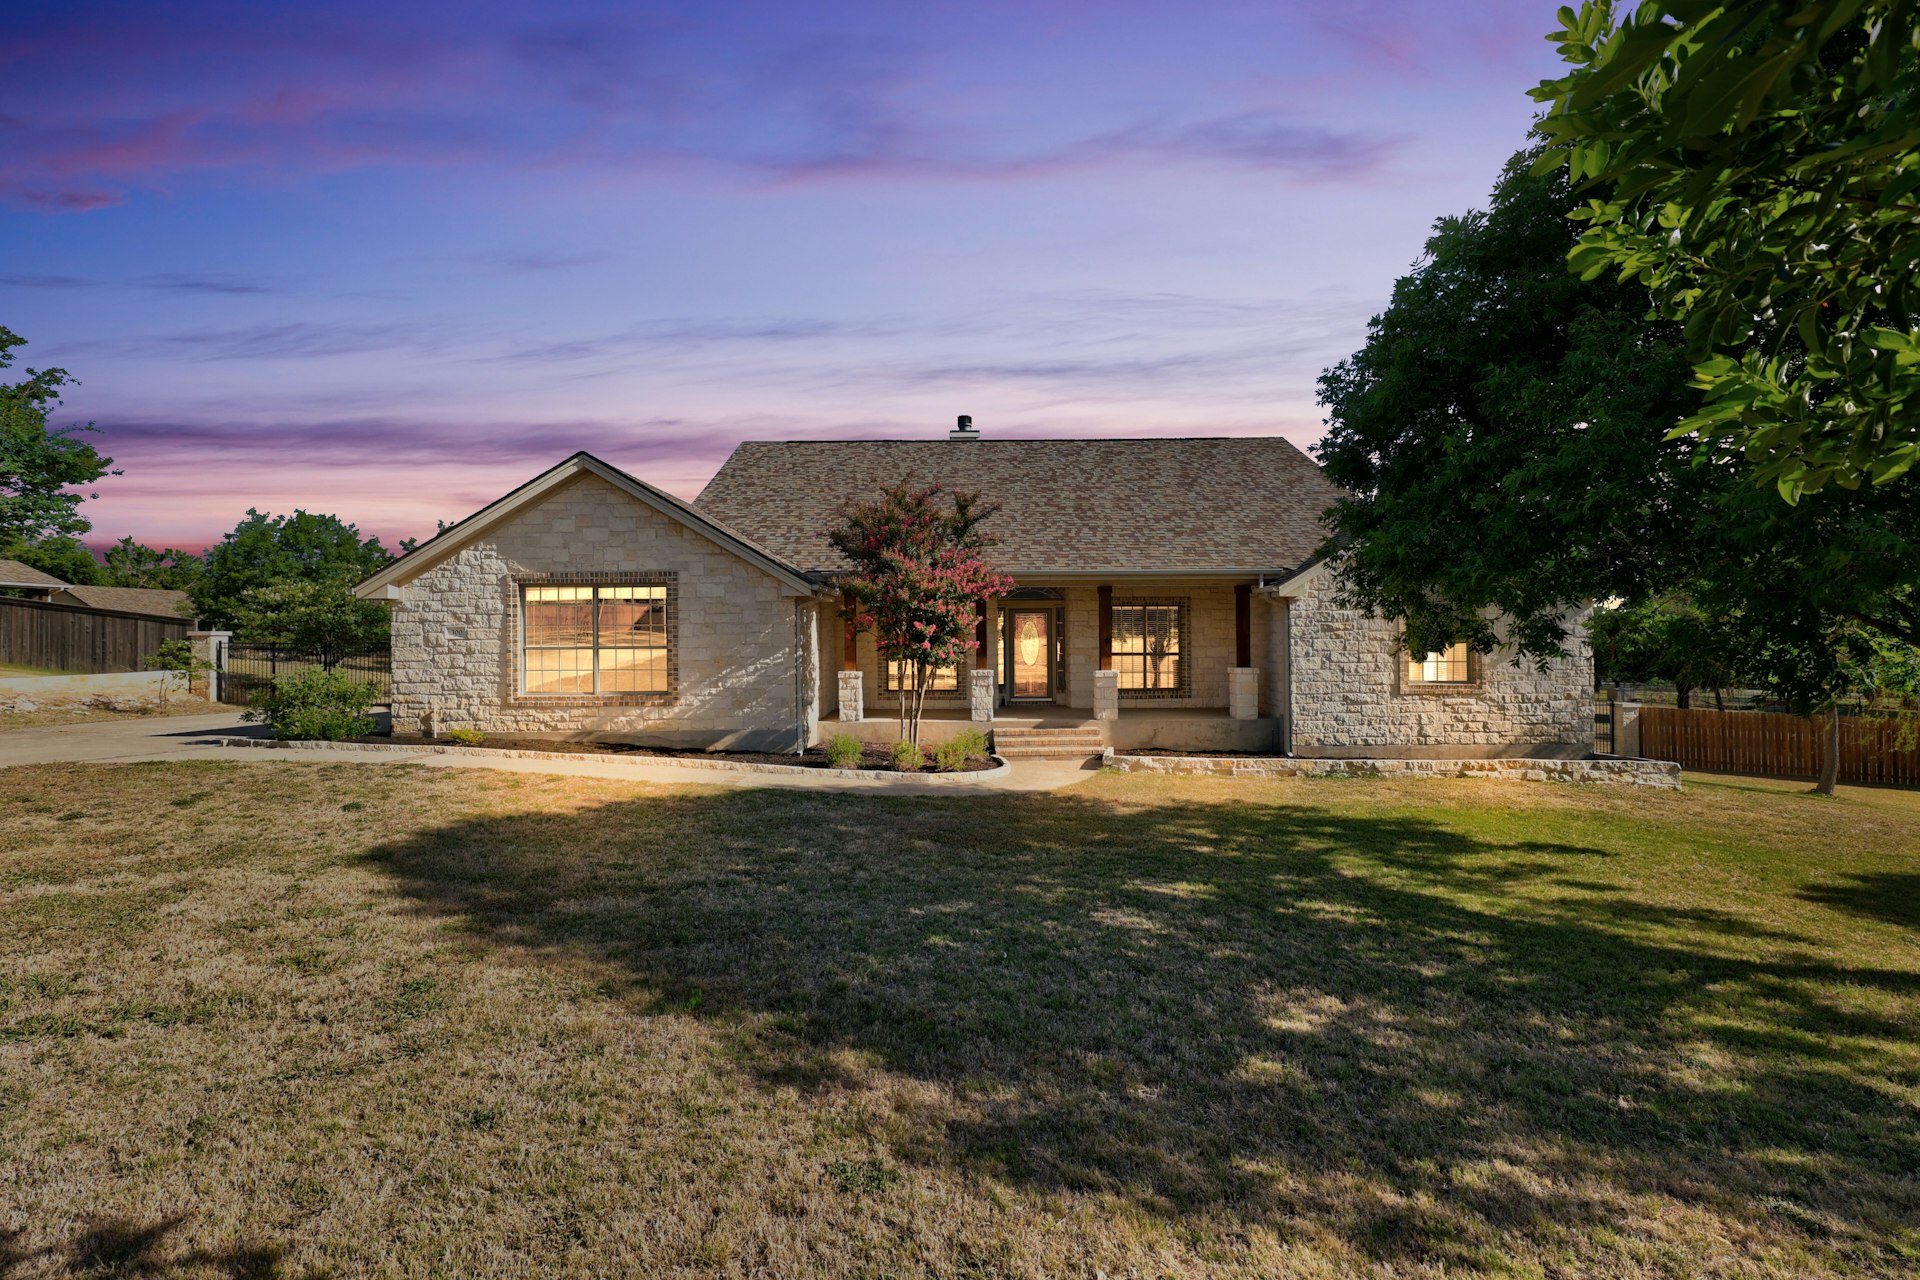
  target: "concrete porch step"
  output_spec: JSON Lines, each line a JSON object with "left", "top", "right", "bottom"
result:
{"left": 994, "top": 732, "right": 1102, "bottom": 747}
{"left": 994, "top": 745, "right": 1104, "bottom": 760}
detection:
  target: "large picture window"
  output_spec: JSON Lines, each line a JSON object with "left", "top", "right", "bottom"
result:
{"left": 522, "top": 584, "right": 669, "bottom": 695}
{"left": 1112, "top": 600, "right": 1185, "bottom": 694}
{"left": 1407, "top": 642, "right": 1471, "bottom": 685}
{"left": 882, "top": 656, "right": 959, "bottom": 693}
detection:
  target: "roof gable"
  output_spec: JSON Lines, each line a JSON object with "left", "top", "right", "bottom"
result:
{"left": 693, "top": 437, "right": 1345, "bottom": 575}
{"left": 356, "top": 452, "right": 817, "bottom": 598}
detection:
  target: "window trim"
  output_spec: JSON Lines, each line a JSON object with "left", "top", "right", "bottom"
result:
{"left": 507, "top": 571, "right": 679, "bottom": 706}
{"left": 1110, "top": 597, "right": 1191, "bottom": 699}
{"left": 1399, "top": 641, "right": 1479, "bottom": 694}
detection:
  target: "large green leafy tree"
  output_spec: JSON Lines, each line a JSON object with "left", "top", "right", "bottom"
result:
{"left": 1317, "top": 148, "right": 1707, "bottom": 662}
{"left": 193, "top": 509, "right": 396, "bottom": 634}
{"left": 0, "top": 534, "right": 104, "bottom": 585}
{"left": 1531, "top": 0, "right": 1920, "bottom": 500}
{"left": 1315, "top": 145, "right": 1920, "bottom": 721}
{"left": 0, "top": 325, "right": 114, "bottom": 547}
{"left": 102, "top": 536, "right": 204, "bottom": 591}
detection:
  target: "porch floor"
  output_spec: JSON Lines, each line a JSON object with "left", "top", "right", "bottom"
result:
{"left": 821, "top": 707, "right": 1282, "bottom": 752}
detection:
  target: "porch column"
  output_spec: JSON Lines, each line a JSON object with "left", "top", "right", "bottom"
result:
{"left": 839, "top": 593, "right": 859, "bottom": 671}
{"left": 1093, "top": 670, "right": 1119, "bottom": 722}
{"left": 1096, "top": 584, "right": 1113, "bottom": 669}
{"left": 1235, "top": 583, "right": 1252, "bottom": 667}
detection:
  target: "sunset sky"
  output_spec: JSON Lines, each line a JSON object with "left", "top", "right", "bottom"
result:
{"left": 3, "top": 0, "right": 1565, "bottom": 551}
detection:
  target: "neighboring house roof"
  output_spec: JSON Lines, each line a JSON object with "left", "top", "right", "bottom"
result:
{"left": 0, "top": 559, "right": 69, "bottom": 589}
{"left": 694, "top": 436, "right": 1346, "bottom": 576}
{"left": 356, "top": 451, "right": 818, "bottom": 598}
{"left": 52, "top": 585, "right": 194, "bottom": 620}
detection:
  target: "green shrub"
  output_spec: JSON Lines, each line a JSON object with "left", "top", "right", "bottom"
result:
{"left": 242, "top": 669, "right": 376, "bottom": 741}
{"left": 445, "top": 728, "right": 486, "bottom": 746}
{"left": 889, "top": 740, "right": 924, "bottom": 772}
{"left": 933, "top": 728, "right": 989, "bottom": 772}
{"left": 824, "top": 732, "right": 863, "bottom": 768}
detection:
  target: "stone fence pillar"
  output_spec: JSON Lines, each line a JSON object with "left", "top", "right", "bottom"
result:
{"left": 1229, "top": 667, "right": 1259, "bottom": 720}
{"left": 187, "top": 630, "right": 230, "bottom": 703}
{"left": 969, "top": 668, "right": 995, "bottom": 723}
{"left": 837, "top": 669, "right": 865, "bottom": 723}
{"left": 1615, "top": 701, "right": 1642, "bottom": 758}
{"left": 1093, "top": 669, "right": 1119, "bottom": 722}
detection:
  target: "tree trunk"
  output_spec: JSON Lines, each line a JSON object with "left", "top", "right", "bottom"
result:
{"left": 1815, "top": 703, "right": 1840, "bottom": 796}
{"left": 1675, "top": 682, "right": 1693, "bottom": 710}
{"left": 1713, "top": 687, "right": 1724, "bottom": 711}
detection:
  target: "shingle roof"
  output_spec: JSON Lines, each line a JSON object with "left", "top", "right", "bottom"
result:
{"left": 55, "top": 585, "right": 194, "bottom": 620}
{"left": 0, "top": 558, "right": 69, "bottom": 588}
{"left": 693, "top": 437, "right": 1345, "bottom": 575}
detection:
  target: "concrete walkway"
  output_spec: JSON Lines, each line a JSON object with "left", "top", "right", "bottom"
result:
{"left": 0, "top": 711, "right": 1098, "bottom": 794}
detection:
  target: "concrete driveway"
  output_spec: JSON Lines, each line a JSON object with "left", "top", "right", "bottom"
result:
{"left": 0, "top": 711, "right": 1097, "bottom": 793}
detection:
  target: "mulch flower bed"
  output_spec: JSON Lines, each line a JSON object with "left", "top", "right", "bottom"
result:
{"left": 356, "top": 732, "right": 997, "bottom": 773}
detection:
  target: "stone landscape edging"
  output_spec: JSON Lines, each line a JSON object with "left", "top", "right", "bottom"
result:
{"left": 214, "top": 735, "right": 1013, "bottom": 784}
{"left": 1103, "top": 749, "right": 1683, "bottom": 789}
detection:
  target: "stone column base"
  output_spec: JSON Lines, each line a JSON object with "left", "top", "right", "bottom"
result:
{"left": 968, "top": 668, "right": 995, "bottom": 722}
{"left": 1229, "top": 666, "right": 1258, "bottom": 720}
{"left": 837, "top": 669, "right": 865, "bottom": 723}
{"left": 1093, "top": 669, "right": 1119, "bottom": 722}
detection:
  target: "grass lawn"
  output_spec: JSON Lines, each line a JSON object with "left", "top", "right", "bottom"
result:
{"left": 1, "top": 764, "right": 1916, "bottom": 1278}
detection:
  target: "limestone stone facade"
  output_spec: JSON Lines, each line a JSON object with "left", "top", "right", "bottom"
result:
{"left": 387, "top": 473, "right": 811, "bottom": 750}
{"left": 1273, "top": 562, "right": 1593, "bottom": 758}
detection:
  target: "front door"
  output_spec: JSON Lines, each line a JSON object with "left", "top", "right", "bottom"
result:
{"left": 1008, "top": 609, "right": 1052, "bottom": 700}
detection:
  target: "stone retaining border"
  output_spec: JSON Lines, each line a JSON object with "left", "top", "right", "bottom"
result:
{"left": 1103, "top": 749, "right": 1682, "bottom": 789}
{"left": 214, "top": 736, "right": 1012, "bottom": 785}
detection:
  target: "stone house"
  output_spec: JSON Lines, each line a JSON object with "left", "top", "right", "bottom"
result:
{"left": 355, "top": 427, "right": 1594, "bottom": 757}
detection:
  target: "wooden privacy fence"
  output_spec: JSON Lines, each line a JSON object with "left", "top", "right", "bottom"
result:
{"left": 1638, "top": 704, "right": 1920, "bottom": 787}
{"left": 0, "top": 596, "right": 190, "bottom": 674}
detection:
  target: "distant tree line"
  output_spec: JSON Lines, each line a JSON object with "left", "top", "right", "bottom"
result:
{"left": 2, "top": 323, "right": 406, "bottom": 655}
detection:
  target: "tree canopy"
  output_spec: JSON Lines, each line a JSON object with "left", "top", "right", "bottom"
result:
{"left": 102, "top": 537, "right": 204, "bottom": 591}
{"left": 0, "top": 326, "right": 114, "bottom": 546}
{"left": 1315, "top": 144, "right": 1920, "bottom": 715}
{"left": 192, "top": 509, "right": 396, "bottom": 632}
{"left": 1531, "top": 1, "right": 1920, "bottom": 500}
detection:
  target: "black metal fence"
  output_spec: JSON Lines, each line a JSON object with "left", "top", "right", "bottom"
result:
{"left": 219, "top": 643, "right": 391, "bottom": 706}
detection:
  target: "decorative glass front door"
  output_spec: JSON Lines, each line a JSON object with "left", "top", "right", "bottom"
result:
{"left": 1009, "top": 610, "right": 1051, "bottom": 699}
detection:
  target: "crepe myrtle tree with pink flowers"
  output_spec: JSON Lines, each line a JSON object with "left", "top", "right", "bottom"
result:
{"left": 828, "top": 481, "right": 1013, "bottom": 748}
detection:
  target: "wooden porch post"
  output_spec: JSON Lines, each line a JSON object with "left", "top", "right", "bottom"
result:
{"left": 975, "top": 597, "right": 988, "bottom": 653}
{"left": 1096, "top": 584, "right": 1113, "bottom": 669}
{"left": 1234, "top": 583, "right": 1252, "bottom": 667}
{"left": 840, "top": 592, "right": 859, "bottom": 672}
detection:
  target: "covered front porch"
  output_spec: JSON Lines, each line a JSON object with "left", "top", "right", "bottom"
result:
{"left": 816, "top": 573, "right": 1285, "bottom": 753}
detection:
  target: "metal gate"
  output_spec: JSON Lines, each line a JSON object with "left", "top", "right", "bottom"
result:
{"left": 218, "top": 643, "right": 392, "bottom": 706}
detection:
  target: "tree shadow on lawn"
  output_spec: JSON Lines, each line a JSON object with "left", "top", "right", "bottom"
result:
{"left": 0, "top": 1215, "right": 301, "bottom": 1279}
{"left": 365, "top": 787, "right": 1920, "bottom": 1271}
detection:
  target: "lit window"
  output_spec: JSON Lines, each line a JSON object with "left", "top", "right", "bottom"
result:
{"left": 1112, "top": 602, "right": 1183, "bottom": 693}
{"left": 1407, "top": 642, "right": 1471, "bottom": 685}
{"left": 883, "top": 657, "right": 958, "bottom": 692}
{"left": 522, "top": 584, "right": 669, "bottom": 695}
